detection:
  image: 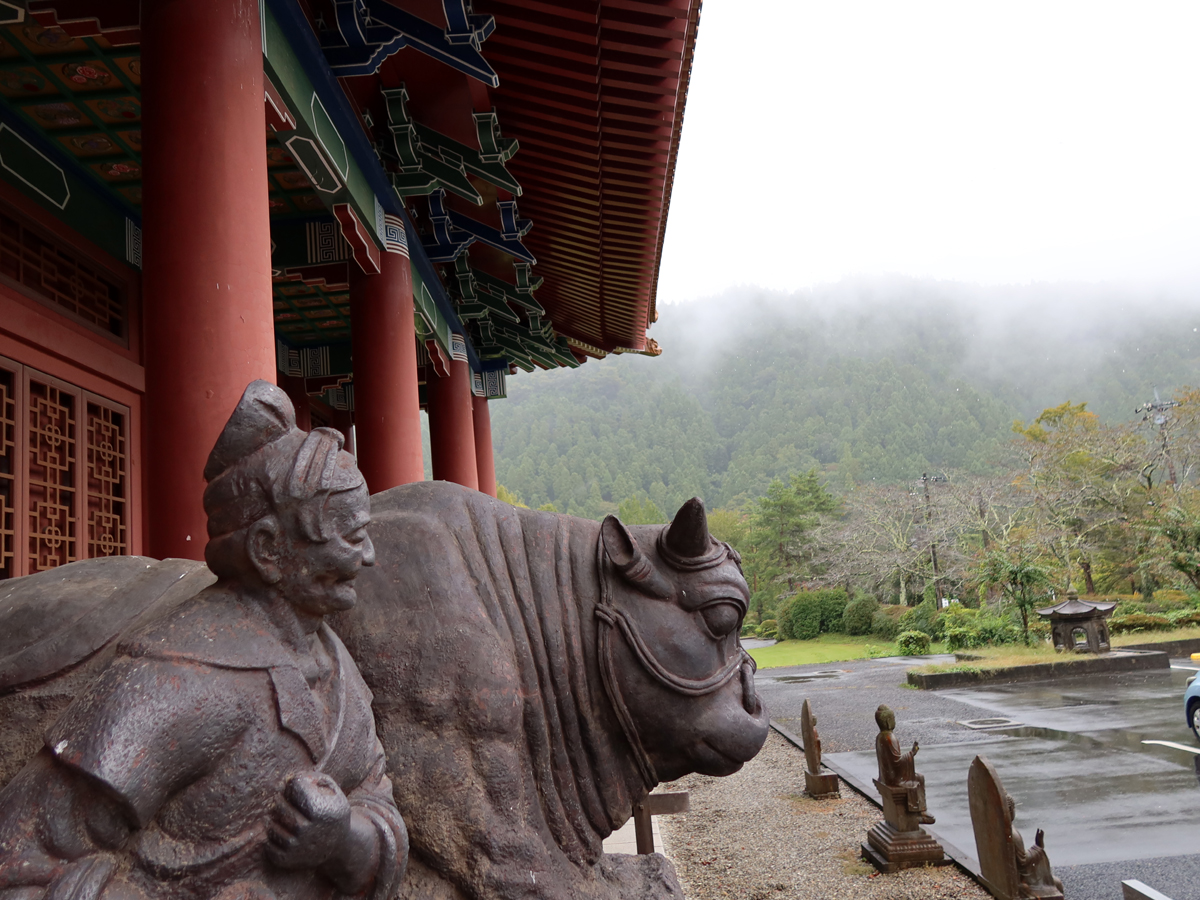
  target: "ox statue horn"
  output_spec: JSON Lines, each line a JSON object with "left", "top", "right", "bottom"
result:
{"left": 664, "top": 498, "right": 709, "bottom": 559}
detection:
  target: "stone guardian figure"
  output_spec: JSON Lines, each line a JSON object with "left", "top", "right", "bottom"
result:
{"left": 800, "top": 698, "right": 839, "bottom": 799}
{"left": 0, "top": 381, "right": 408, "bottom": 900}
{"left": 968, "top": 755, "right": 1065, "bottom": 899}
{"left": 861, "top": 704, "right": 947, "bottom": 873}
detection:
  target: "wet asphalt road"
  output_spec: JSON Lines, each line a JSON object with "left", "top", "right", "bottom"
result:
{"left": 757, "top": 655, "right": 1200, "bottom": 900}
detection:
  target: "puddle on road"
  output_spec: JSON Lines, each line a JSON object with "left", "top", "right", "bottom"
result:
{"left": 1042, "top": 696, "right": 1119, "bottom": 709}
{"left": 958, "top": 717, "right": 1022, "bottom": 729}
{"left": 773, "top": 670, "right": 848, "bottom": 684}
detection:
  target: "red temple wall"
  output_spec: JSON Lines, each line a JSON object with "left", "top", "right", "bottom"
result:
{"left": 0, "top": 180, "right": 145, "bottom": 569}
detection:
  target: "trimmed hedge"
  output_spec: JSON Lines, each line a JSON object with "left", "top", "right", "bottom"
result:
{"left": 1108, "top": 613, "right": 1172, "bottom": 634}
{"left": 843, "top": 595, "right": 879, "bottom": 635}
{"left": 897, "top": 630, "right": 932, "bottom": 656}
{"left": 871, "top": 609, "right": 901, "bottom": 641}
{"left": 786, "top": 596, "right": 822, "bottom": 640}
{"left": 779, "top": 589, "right": 850, "bottom": 640}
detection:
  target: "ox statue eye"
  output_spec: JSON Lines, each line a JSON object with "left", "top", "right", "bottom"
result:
{"left": 699, "top": 602, "right": 741, "bottom": 638}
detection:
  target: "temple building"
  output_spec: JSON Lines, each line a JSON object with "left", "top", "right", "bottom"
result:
{"left": 0, "top": 0, "right": 697, "bottom": 571}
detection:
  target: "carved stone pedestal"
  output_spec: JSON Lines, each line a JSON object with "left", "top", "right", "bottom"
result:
{"left": 804, "top": 769, "right": 840, "bottom": 799}
{"left": 862, "top": 822, "right": 951, "bottom": 873}
{"left": 862, "top": 781, "right": 950, "bottom": 873}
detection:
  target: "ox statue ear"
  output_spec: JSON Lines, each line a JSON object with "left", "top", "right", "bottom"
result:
{"left": 663, "top": 497, "right": 710, "bottom": 559}
{"left": 600, "top": 515, "right": 671, "bottom": 598}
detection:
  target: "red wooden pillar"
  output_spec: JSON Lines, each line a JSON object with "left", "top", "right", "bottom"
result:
{"left": 350, "top": 225, "right": 423, "bottom": 492}
{"left": 473, "top": 395, "right": 496, "bottom": 497}
{"left": 428, "top": 342, "right": 478, "bottom": 490}
{"left": 142, "top": 0, "right": 274, "bottom": 560}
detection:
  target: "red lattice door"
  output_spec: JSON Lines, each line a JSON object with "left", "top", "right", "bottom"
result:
{"left": 0, "top": 356, "right": 128, "bottom": 578}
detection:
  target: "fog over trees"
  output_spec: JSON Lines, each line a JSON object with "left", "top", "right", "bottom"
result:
{"left": 488, "top": 278, "right": 1200, "bottom": 620}
{"left": 491, "top": 277, "right": 1198, "bottom": 516}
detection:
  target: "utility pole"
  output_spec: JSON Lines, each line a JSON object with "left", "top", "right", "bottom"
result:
{"left": 1136, "top": 387, "right": 1179, "bottom": 487}
{"left": 921, "top": 473, "right": 945, "bottom": 603}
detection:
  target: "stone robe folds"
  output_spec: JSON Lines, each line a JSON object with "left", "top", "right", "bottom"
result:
{"left": 875, "top": 731, "right": 927, "bottom": 814}
{"left": 0, "top": 591, "right": 406, "bottom": 900}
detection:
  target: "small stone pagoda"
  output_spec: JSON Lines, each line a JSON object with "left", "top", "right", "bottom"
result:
{"left": 1036, "top": 590, "right": 1118, "bottom": 653}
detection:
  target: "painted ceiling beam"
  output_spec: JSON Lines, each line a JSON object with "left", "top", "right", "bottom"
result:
{"left": 473, "top": 269, "right": 544, "bottom": 316}
{"left": 381, "top": 87, "right": 520, "bottom": 201}
{"left": 422, "top": 189, "right": 535, "bottom": 265}
{"left": 321, "top": 0, "right": 499, "bottom": 85}
{"left": 451, "top": 255, "right": 520, "bottom": 323}
{"left": 267, "top": 0, "right": 482, "bottom": 371}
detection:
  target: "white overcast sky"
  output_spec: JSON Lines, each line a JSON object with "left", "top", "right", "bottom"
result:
{"left": 655, "top": 1, "right": 1200, "bottom": 304}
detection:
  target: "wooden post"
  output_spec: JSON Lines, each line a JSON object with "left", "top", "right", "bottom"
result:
{"left": 631, "top": 792, "right": 690, "bottom": 854}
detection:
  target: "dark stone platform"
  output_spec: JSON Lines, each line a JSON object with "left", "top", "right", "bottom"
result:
{"left": 906, "top": 649, "right": 1168, "bottom": 690}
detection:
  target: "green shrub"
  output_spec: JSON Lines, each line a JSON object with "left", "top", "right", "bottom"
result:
{"left": 815, "top": 589, "right": 850, "bottom": 632}
{"left": 898, "top": 599, "right": 940, "bottom": 638}
{"left": 939, "top": 604, "right": 1019, "bottom": 649}
{"left": 843, "top": 595, "right": 879, "bottom": 635}
{"left": 740, "top": 622, "right": 758, "bottom": 638}
{"left": 1028, "top": 619, "right": 1052, "bottom": 640}
{"left": 1109, "top": 613, "right": 1172, "bottom": 634}
{"left": 871, "top": 609, "right": 901, "bottom": 641}
{"left": 1167, "top": 610, "right": 1200, "bottom": 627}
{"left": 944, "top": 626, "right": 978, "bottom": 651}
{"left": 757, "top": 618, "right": 779, "bottom": 639}
{"left": 781, "top": 595, "right": 821, "bottom": 640}
{"left": 897, "top": 630, "right": 932, "bottom": 656}
{"left": 779, "top": 589, "right": 849, "bottom": 639}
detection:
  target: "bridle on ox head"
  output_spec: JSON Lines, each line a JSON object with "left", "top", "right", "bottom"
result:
{"left": 594, "top": 529, "right": 755, "bottom": 789}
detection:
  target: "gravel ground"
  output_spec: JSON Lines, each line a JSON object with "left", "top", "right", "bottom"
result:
{"left": 657, "top": 731, "right": 990, "bottom": 900}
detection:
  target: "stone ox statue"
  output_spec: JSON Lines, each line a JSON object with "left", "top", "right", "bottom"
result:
{"left": 0, "top": 482, "right": 768, "bottom": 900}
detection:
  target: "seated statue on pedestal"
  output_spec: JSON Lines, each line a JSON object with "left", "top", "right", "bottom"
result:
{"left": 874, "top": 704, "right": 934, "bottom": 826}
{"left": 0, "top": 381, "right": 407, "bottom": 900}
{"left": 861, "top": 704, "right": 946, "bottom": 873}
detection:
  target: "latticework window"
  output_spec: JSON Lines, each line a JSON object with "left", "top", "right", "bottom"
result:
{"left": 0, "top": 367, "right": 15, "bottom": 579}
{"left": 0, "top": 211, "right": 126, "bottom": 338}
{"left": 85, "top": 400, "right": 126, "bottom": 559}
{"left": 26, "top": 376, "right": 76, "bottom": 571}
{"left": 0, "top": 356, "right": 128, "bottom": 578}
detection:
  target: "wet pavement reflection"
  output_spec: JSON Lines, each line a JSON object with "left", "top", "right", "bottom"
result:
{"left": 823, "top": 665, "right": 1200, "bottom": 868}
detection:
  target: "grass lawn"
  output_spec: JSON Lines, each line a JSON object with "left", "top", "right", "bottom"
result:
{"left": 909, "top": 644, "right": 1062, "bottom": 675}
{"left": 748, "top": 633, "right": 949, "bottom": 669}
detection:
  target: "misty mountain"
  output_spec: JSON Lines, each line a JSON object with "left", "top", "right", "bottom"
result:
{"left": 490, "top": 278, "right": 1199, "bottom": 516}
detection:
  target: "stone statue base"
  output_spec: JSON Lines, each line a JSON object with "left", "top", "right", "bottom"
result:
{"left": 804, "top": 769, "right": 840, "bottom": 799}
{"left": 861, "top": 822, "right": 950, "bottom": 873}
{"left": 862, "top": 779, "right": 949, "bottom": 873}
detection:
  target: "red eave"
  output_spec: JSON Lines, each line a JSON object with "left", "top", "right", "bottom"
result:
{"left": 474, "top": 0, "right": 700, "bottom": 350}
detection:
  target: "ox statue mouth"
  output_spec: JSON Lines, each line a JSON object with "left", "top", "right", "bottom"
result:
{"left": 697, "top": 719, "right": 768, "bottom": 776}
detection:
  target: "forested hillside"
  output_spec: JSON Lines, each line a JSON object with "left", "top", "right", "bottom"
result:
{"left": 490, "top": 278, "right": 1198, "bottom": 519}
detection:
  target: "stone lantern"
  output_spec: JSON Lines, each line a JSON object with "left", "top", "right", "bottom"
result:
{"left": 1035, "top": 590, "right": 1118, "bottom": 653}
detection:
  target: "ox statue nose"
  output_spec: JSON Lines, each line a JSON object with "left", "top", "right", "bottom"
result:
{"left": 741, "top": 655, "right": 761, "bottom": 716}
